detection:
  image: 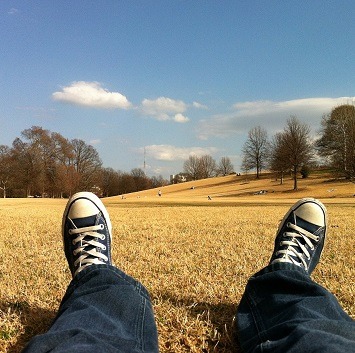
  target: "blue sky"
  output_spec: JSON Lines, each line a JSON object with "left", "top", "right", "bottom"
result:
{"left": 1, "top": 1, "right": 354, "bottom": 178}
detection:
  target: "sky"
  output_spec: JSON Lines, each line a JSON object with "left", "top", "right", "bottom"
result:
{"left": 1, "top": 1, "right": 354, "bottom": 178}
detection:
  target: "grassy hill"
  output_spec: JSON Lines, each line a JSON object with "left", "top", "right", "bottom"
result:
{"left": 107, "top": 173, "right": 355, "bottom": 205}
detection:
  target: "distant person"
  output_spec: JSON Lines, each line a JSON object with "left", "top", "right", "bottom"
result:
{"left": 22, "top": 194, "right": 354, "bottom": 352}
{"left": 158, "top": 190, "right": 162, "bottom": 197}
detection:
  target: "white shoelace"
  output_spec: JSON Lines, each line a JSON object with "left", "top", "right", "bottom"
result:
{"left": 69, "top": 224, "right": 108, "bottom": 276}
{"left": 273, "top": 222, "right": 320, "bottom": 271}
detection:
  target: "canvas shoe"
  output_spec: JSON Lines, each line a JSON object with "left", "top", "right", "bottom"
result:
{"left": 270, "top": 198, "right": 327, "bottom": 274}
{"left": 62, "top": 192, "right": 112, "bottom": 277}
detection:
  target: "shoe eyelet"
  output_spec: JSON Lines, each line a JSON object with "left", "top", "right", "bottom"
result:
{"left": 101, "top": 235, "right": 106, "bottom": 240}
{"left": 69, "top": 229, "right": 73, "bottom": 235}
{"left": 99, "top": 224, "right": 104, "bottom": 230}
{"left": 102, "top": 246, "right": 106, "bottom": 250}
{"left": 72, "top": 240, "right": 76, "bottom": 245}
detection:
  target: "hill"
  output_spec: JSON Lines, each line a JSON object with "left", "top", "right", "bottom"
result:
{"left": 107, "top": 173, "right": 355, "bottom": 205}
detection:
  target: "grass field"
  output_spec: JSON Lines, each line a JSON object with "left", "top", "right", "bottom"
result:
{"left": 0, "top": 175, "right": 354, "bottom": 352}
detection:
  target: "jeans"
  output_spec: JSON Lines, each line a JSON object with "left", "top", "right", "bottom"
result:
{"left": 237, "top": 262, "right": 355, "bottom": 353}
{"left": 22, "top": 265, "right": 159, "bottom": 353}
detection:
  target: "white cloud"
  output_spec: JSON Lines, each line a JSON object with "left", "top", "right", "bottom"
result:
{"left": 140, "top": 97, "right": 188, "bottom": 122}
{"left": 144, "top": 145, "right": 218, "bottom": 161}
{"left": 173, "top": 113, "right": 189, "bottom": 123}
{"left": 8, "top": 8, "right": 18, "bottom": 15}
{"left": 198, "top": 96, "right": 355, "bottom": 139}
{"left": 89, "top": 139, "right": 101, "bottom": 145}
{"left": 193, "top": 101, "right": 208, "bottom": 109}
{"left": 52, "top": 81, "right": 132, "bottom": 109}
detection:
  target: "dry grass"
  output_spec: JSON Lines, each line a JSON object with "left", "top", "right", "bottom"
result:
{"left": 0, "top": 176, "right": 354, "bottom": 352}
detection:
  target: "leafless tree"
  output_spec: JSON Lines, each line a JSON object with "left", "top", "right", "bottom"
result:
{"left": 268, "top": 132, "right": 289, "bottom": 184}
{"left": 316, "top": 104, "right": 355, "bottom": 179}
{"left": 217, "top": 156, "right": 234, "bottom": 176}
{"left": 199, "top": 155, "right": 217, "bottom": 179}
{"left": 0, "top": 145, "right": 12, "bottom": 198}
{"left": 183, "top": 155, "right": 201, "bottom": 180}
{"left": 242, "top": 126, "right": 268, "bottom": 178}
{"left": 71, "top": 139, "right": 102, "bottom": 192}
{"left": 281, "top": 116, "right": 313, "bottom": 190}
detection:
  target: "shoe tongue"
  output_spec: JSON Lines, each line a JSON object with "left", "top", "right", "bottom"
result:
{"left": 72, "top": 215, "right": 98, "bottom": 229}
{"left": 295, "top": 215, "right": 319, "bottom": 234}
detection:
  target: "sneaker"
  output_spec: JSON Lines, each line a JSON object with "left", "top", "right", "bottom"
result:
{"left": 270, "top": 198, "right": 327, "bottom": 274}
{"left": 62, "top": 192, "right": 112, "bottom": 277}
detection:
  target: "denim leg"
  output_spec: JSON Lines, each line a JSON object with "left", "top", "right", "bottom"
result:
{"left": 236, "top": 262, "right": 355, "bottom": 353}
{"left": 22, "top": 265, "right": 159, "bottom": 353}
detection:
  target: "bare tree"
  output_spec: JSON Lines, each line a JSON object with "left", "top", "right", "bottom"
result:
{"left": 281, "top": 116, "right": 313, "bottom": 190}
{"left": 11, "top": 137, "right": 41, "bottom": 197}
{"left": 0, "top": 145, "right": 12, "bottom": 198}
{"left": 183, "top": 155, "right": 201, "bottom": 180}
{"left": 217, "top": 156, "right": 234, "bottom": 176}
{"left": 199, "top": 155, "right": 217, "bottom": 179}
{"left": 242, "top": 126, "right": 268, "bottom": 178}
{"left": 131, "top": 168, "right": 150, "bottom": 191}
{"left": 316, "top": 104, "right": 355, "bottom": 179}
{"left": 268, "top": 132, "right": 289, "bottom": 184}
{"left": 100, "top": 168, "right": 122, "bottom": 197}
{"left": 71, "top": 139, "right": 102, "bottom": 192}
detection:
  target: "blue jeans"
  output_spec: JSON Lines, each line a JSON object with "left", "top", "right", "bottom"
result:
{"left": 237, "top": 262, "right": 355, "bottom": 353}
{"left": 22, "top": 265, "right": 159, "bottom": 353}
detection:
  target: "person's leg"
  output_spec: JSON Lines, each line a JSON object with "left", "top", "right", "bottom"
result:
{"left": 22, "top": 192, "right": 159, "bottom": 353}
{"left": 236, "top": 198, "right": 355, "bottom": 353}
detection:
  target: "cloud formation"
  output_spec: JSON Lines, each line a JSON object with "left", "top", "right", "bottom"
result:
{"left": 192, "top": 101, "right": 208, "bottom": 109}
{"left": 52, "top": 81, "right": 132, "bottom": 109}
{"left": 198, "top": 97, "right": 355, "bottom": 139}
{"left": 144, "top": 145, "right": 218, "bottom": 161}
{"left": 141, "top": 97, "right": 189, "bottom": 122}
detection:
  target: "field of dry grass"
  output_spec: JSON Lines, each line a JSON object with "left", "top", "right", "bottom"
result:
{"left": 0, "top": 175, "right": 354, "bottom": 352}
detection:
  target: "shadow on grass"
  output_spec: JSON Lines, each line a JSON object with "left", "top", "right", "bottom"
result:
{"left": 0, "top": 300, "right": 56, "bottom": 353}
{"left": 1, "top": 295, "right": 242, "bottom": 353}
{"left": 155, "top": 291, "right": 241, "bottom": 353}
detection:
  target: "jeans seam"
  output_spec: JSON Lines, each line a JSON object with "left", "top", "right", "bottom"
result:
{"left": 136, "top": 295, "right": 147, "bottom": 352}
{"left": 246, "top": 283, "right": 269, "bottom": 347}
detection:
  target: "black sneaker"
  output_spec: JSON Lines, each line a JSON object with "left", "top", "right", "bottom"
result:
{"left": 62, "top": 192, "right": 112, "bottom": 277}
{"left": 270, "top": 198, "right": 327, "bottom": 274}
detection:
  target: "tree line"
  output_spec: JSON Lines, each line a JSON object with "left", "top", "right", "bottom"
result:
{"left": 0, "top": 126, "right": 168, "bottom": 198}
{"left": 0, "top": 104, "right": 353, "bottom": 197}
{"left": 180, "top": 104, "right": 355, "bottom": 191}
{"left": 240, "top": 104, "right": 355, "bottom": 190}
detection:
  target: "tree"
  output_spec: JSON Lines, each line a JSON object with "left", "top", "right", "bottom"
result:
{"left": 0, "top": 145, "right": 12, "bottom": 198}
{"left": 71, "top": 139, "right": 102, "bottom": 192}
{"left": 198, "top": 155, "right": 217, "bottom": 179}
{"left": 183, "top": 155, "right": 201, "bottom": 180}
{"left": 131, "top": 168, "right": 149, "bottom": 191}
{"left": 11, "top": 137, "right": 41, "bottom": 197}
{"left": 316, "top": 104, "right": 355, "bottom": 179}
{"left": 183, "top": 155, "right": 217, "bottom": 180}
{"left": 281, "top": 116, "right": 313, "bottom": 190}
{"left": 217, "top": 157, "right": 234, "bottom": 176}
{"left": 150, "top": 175, "right": 168, "bottom": 188}
{"left": 268, "top": 132, "right": 289, "bottom": 184}
{"left": 242, "top": 126, "right": 268, "bottom": 178}
{"left": 100, "top": 168, "right": 121, "bottom": 197}
{"left": 51, "top": 132, "right": 75, "bottom": 197}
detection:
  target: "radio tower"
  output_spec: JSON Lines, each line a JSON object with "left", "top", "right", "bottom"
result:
{"left": 143, "top": 147, "right": 146, "bottom": 173}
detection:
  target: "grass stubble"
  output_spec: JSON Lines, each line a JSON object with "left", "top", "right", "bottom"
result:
{"left": 0, "top": 198, "right": 353, "bottom": 352}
